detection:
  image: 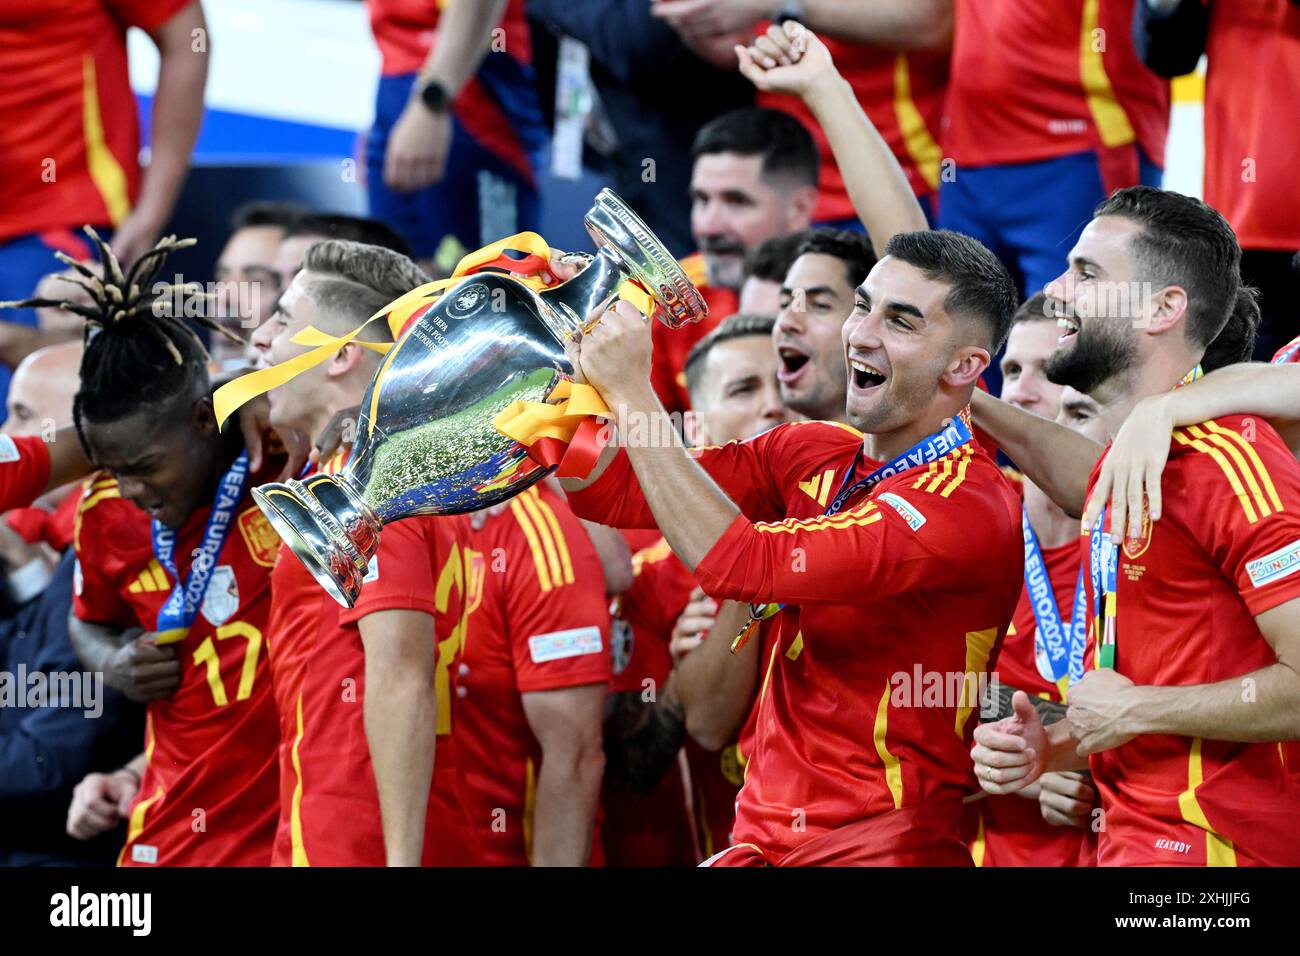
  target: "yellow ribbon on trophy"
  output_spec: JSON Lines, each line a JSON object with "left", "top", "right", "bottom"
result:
{"left": 493, "top": 379, "right": 613, "bottom": 478}
{"left": 212, "top": 231, "right": 652, "bottom": 432}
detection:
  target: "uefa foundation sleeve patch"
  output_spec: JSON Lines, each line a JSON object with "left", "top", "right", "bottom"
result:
{"left": 528, "top": 626, "right": 603, "bottom": 664}
{"left": 0, "top": 436, "right": 20, "bottom": 463}
{"left": 1246, "top": 539, "right": 1300, "bottom": 588}
{"left": 877, "top": 492, "right": 927, "bottom": 531}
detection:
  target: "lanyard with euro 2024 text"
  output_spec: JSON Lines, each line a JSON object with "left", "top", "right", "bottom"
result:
{"left": 730, "top": 408, "right": 975, "bottom": 653}
{"left": 151, "top": 449, "right": 251, "bottom": 645}
{"left": 1088, "top": 365, "right": 1203, "bottom": 670}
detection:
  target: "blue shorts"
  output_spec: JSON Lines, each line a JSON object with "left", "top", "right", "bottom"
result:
{"left": 366, "top": 69, "right": 544, "bottom": 261}
{"left": 0, "top": 229, "right": 95, "bottom": 419}
{"left": 938, "top": 148, "right": 1163, "bottom": 298}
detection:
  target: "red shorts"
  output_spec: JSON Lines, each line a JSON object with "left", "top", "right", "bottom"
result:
{"left": 703, "top": 805, "right": 973, "bottom": 867}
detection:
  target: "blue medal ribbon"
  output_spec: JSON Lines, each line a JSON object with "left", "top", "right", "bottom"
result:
{"left": 152, "top": 450, "right": 250, "bottom": 644}
{"left": 734, "top": 412, "right": 974, "bottom": 649}
{"left": 1021, "top": 506, "right": 1088, "bottom": 693}
{"left": 1085, "top": 366, "right": 1202, "bottom": 670}
{"left": 1088, "top": 504, "right": 1119, "bottom": 670}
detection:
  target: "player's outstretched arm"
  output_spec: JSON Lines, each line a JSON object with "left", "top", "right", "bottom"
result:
{"left": 1084, "top": 363, "right": 1300, "bottom": 540}
{"left": 971, "top": 389, "right": 1102, "bottom": 517}
{"left": 45, "top": 427, "right": 92, "bottom": 492}
{"left": 673, "top": 597, "right": 763, "bottom": 750}
{"left": 652, "top": 0, "right": 952, "bottom": 50}
{"left": 1066, "top": 599, "right": 1300, "bottom": 751}
{"left": 359, "top": 609, "right": 438, "bottom": 867}
{"left": 736, "top": 23, "right": 928, "bottom": 258}
{"left": 569, "top": 301, "right": 742, "bottom": 568}
{"left": 521, "top": 684, "right": 606, "bottom": 866}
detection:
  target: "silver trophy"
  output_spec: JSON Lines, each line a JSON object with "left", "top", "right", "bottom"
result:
{"left": 252, "top": 189, "right": 707, "bottom": 607}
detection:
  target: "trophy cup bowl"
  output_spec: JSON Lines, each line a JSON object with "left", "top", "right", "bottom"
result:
{"left": 252, "top": 188, "right": 708, "bottom": 607}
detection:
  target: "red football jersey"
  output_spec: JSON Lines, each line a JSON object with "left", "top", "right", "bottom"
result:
{"left": 650, "top": 253, "right": 739, "bottom": 417}
{"left": 72, "top": 461, "right": 282, "bottom": 867}
{"left": 569, "top": 420, "right": 1024, "bottom": 864}
{"left": 0, "top": 434, "right": 50, "bottom": 512}
{"left": 1083, "top": 415, "right": 1300, "bottom": 866}
{"left": 1204, "top": 2, "right": 1300, "bottom": 250}
{"left": 614, "top": 535, "right": 743, "bottom": 861}
{"left": 7, "top": 485, "right": 80, "bottom": 552}
{"left": 966, "top": 790, "right": 1098, "bottom": 868}
{"left": 967, "top": 483, "right": 1099, "bottom": 867}
{"left": 266, "top": 466, "right": 476, "bottom": 866}
{"left": 603, "top": 537, "right": 702, "bottom": 867}
{"left": 455, "top": 485, "right": 611, "bottom": 865}
{"left": 759, "top": 40, "right": 947, "bottom": 220}
{"left": 0, "top": 0, "right": 189, "bottom": 241}
{"left": 945, "top": 0, "right": 1168, "bottom": 171}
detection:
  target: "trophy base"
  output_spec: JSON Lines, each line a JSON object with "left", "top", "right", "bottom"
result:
{"left": 252, "top": 474, "right": 380, "bottom": 608}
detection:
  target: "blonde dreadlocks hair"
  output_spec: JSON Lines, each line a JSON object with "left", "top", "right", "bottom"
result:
{"left": 0, "top": 226, "right": 243, "bottom": 450}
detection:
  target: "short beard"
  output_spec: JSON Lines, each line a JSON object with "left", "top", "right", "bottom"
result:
{"left": 703, "top": 252, "right": 744, "bottom": 290}
{"left": 1044, "top": 326, "right": 1138, "bottom": 395}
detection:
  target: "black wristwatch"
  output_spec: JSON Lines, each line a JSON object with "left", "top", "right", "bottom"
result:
{"left": 773, "top": 0, "right": 806, "bottom": 23}
{"left": 418, "top": 79, "right": 451, "bottom": 114}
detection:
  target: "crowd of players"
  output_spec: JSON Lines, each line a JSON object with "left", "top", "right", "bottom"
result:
{"left": 0, "top": 0, "right": 1298, "bottom": 867}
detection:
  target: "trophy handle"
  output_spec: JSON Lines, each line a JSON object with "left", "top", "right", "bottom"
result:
{"left": 578, "top": 189, "right": 708, "bottom": 331}
{"left": 537, "top": 189, "right": 707, "bottom": 338}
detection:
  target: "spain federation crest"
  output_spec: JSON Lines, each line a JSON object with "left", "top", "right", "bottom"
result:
{"left": 238, "top": 505, "right": 280, "bottom": 568}
{"left": 1122, "top": 500, "right": 1153, "bottom": 560}
{"left": 200, "top": 565, "right": 239, "bottom": 626}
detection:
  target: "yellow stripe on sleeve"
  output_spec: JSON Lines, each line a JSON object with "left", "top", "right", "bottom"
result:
{"left": 940, "top": 446, "right": 974, "bottom": 498}
{"left": 517, "top": 489, "right": 564, "bottom": 586}
{"left": 529, "top": 491, "right": 575, "bottom": 585}
{"left": 1202, "top": 420, "right": 1282, "bottom": 512}
{"left": 1174, "top": 428, "right": 1260, "bottom": 523}
{"left": 510, "top": 498, "right": 553, "bottom": 592}
{"left": 1186, "top": 424, "right": 1274, "bottom": 520}
{"left": 752, "top": 505, "right": 881, "bottom": 535}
